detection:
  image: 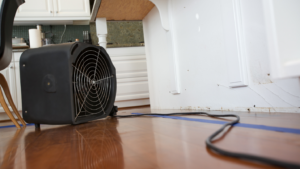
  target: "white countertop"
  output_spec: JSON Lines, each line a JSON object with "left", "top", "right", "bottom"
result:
{"left": 12, "top": 49, "right": 27, "bottom": 52}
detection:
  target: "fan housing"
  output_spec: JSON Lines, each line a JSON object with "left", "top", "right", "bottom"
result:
{"left": 20, "top": 43, "right": 117, "bottom": 124}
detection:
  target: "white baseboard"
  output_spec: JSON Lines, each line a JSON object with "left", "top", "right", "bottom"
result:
{"left": 115, "top": 99, "right": 150, "bottom": 108}
{"left": 0, "top": 111, "right": 22, "bottom": 121}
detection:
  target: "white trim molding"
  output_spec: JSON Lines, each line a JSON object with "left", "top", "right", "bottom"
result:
{"left": 147, "top": 0, "right": 180, "bottom": 94}
{"left": 221, "top": 0, "right": 248, "bottom": 88}
{"left": 149, "top": 0, "right": 170, "bottom": 31}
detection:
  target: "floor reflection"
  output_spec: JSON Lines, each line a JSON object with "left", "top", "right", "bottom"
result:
{"left": 0, "top": 127, "right": 26, "bottom": 169}
{"left": 24, "top": 118, "right": 124, "bottom": 169}
{"left": 2, "top": 107, "right": 300, "bottom": 169}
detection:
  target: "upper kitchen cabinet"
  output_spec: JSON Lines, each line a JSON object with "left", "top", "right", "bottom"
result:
{"left": 15, "top": 0, "right": 53, "bottom": 17}
{"left": 53, "top": 0, "right": 90, "bottom": 17}
{"left": 13, "top": 0, "right": 91, "bottom": 25}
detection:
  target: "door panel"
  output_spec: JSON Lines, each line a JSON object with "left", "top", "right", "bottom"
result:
{"left": 53, "top": 0, "right": 90, "bottom": 17}
{"left": 16, "top": 0, "right": 53, "bottom": 17}
{"left": 15, "top": 63, "right": 22, "bottom": 111}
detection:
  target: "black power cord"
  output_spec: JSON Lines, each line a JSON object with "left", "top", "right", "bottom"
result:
{"left": 114, "top": 112, "right": 300, "bottom": 169}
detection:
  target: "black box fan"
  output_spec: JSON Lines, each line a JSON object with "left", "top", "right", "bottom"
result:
{"left": 20, "top": 43, "right": 118, "bottom": 125}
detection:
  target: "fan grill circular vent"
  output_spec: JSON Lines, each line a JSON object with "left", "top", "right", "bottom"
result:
{"left": 72, "top": 48, "right": 113, "bottom": 121}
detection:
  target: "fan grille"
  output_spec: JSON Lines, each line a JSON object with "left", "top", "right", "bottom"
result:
{"left": 72, "top": 48, "right": 113, "bottom": 121}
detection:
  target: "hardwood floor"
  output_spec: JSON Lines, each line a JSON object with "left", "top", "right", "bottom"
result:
{"left": 0, "top": 107, "right": 300, "bottom": 169}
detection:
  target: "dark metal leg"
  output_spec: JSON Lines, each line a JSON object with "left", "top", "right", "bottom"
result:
{"left": 35, "top": 123, "right": 40, "bottom": 129}
{"left": 109, "top": 106, "right": 118, "bottom": 117}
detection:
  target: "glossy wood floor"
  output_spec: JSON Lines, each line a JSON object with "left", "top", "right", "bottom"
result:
{"left": 0, "top": 107, "right": 300, "bottom": 169}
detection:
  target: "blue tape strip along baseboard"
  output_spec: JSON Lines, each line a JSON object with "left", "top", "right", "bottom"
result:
{"left": 0, "top": 123, "right": 35, "bottom": 129}
{"left": 132, "top": 113, "right": 300, "bottom": 135}
{"left": 1, "top": 114, "right": 299, "bottom": 135}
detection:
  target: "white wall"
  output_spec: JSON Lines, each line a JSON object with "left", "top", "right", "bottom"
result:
{"left": 143, "top": 0, "right": 300, "bottom": 113}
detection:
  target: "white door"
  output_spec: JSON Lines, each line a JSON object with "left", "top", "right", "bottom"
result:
{"left": 264, "top": 0, "right": 300, "bottom": 78}
{"left": 15, "top": 0, "right": 53, "bottom": 17}
{"left": 0, "top": 63, "right": 17, "bottom": 113}
{"left": 53, "top": 0, "right": 90, "bottom": 17}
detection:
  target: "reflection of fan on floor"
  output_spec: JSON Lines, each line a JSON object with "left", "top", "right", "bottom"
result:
{"left": 76, "top": 119, "right": 124, "bottom": 169}
{"left": 23, "top": 119, "right": 124, "bottom": 168}
{"left": 0, "top": 0, "right": 118, "bottom": 128}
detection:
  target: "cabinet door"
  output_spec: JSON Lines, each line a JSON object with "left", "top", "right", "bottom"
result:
{"left": 15, "top": 62, "right": 22, "bottom": 111}
{"left": 53, "top": 0, "right": 90, "bottom": 17}
{"left": 15, "top": 0, "right": 53, "bottom": 17}
{"left": 13, "top": 52, "right": 22, "bottom": 111}
{"left": 0, "top": 63, "right": 18, "bottom": 113}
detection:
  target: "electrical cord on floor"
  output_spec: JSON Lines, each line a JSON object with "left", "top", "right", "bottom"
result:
{"left": 113, "top": 112, "right": 300, "bottom": 169}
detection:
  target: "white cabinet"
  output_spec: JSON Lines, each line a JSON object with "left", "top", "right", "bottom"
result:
{"left": 16, "top": 0, "right": 89, "bottom": 17}
{"left": 16, "top": 0, "right": 53, "bottom": 17}
{"left": 0, "top": 62, "right": 18, "bottom": 113}
{"left": 106, "top": 47, "right": 150, "bottom": 108}
{"left": 0, "top": 52, "right": 22, "bottom": 121}
{"left": 14, "top": 0, "right": 90, "bottom": 24}
{"left": 53, "top": 0, "right": 90, "bottom": 17}
{"left": 0, "top": 48, "right": 149, "bottom": 120}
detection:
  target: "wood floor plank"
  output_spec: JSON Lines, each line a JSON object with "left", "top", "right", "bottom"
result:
{"left": 0, "top": 107, "right": 299, "bottom": 168}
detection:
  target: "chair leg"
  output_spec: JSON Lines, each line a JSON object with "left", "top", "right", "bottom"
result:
{"left": 0, "top": 88, "right": 20, "bottom": 129}
{"left": 0, "top": 73, "right": 26, "bottom": 127}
